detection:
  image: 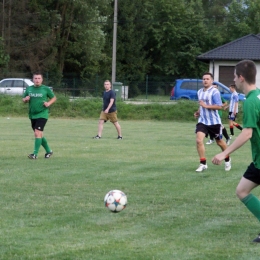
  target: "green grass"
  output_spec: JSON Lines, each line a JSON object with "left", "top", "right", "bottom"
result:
{"left": 0, "top": 117, "right": 258, "bottom": 259}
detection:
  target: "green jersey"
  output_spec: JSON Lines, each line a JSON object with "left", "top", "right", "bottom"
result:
{"left": 218, "top": 96, "right": 226, "bottom": 118}
{"left": 23, "top": 85, "right": 55, "bottom": 119}
{"left": 243, "top": 89, "right": 260, "bottom": 169}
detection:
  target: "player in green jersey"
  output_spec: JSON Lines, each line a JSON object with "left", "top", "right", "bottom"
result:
{"left": 23, "top": 72, "right": 56, "bottom": 159}
{"left": 212, "top": 60, "right": 260, "bottom": 243}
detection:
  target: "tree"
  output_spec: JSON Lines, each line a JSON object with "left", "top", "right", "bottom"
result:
{"left": 0, "top": 37, "right": 9, "bottom": 72}
{"left": 144, "top": 0, "right": 208, "bottom": 78}
{"left": 0, "top": 0, "right": 111, "bottom": 82}
{"left": 102, "top": 0, "right": 151, "bottom": 84}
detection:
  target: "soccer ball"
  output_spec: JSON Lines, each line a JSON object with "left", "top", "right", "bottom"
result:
{"left": 104, "top": 190, "right": 127, "bottom": 213}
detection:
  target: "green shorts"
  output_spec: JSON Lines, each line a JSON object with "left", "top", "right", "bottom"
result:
{"left": 99, "top": 111, "right": 118, "bottom": 123}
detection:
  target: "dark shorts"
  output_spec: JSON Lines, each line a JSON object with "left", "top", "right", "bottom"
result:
{"left": 31, "top": 118, "right": 48, "bottom": 132}
{"left": 228, "top": 112, "right": 238, "bottom": 121}
{"left": 243, "top": 162, "right": 260, "bottom": 185}
{"left": 195, "top": 123, "right": 222, "bottom": 140}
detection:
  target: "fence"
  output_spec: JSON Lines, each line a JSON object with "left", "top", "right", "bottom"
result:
{"left": 0, "top": 72, "right": 176, "bottom": 99}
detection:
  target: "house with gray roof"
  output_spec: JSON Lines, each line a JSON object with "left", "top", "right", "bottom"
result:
{"left": 197, "top": 34, "right": 260, "bottom": 87}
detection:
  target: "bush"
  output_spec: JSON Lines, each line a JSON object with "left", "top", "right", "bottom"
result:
{"left": 0, "top": 93, "right": 243, "bottom": 123}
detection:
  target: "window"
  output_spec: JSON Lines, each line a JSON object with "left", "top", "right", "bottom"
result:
{"left": 218, "top": 86, "right": 230, "bottom": 94}
{"left": 13, "top": 80, "right": 25, "bottom": 88}
{"left": 180, "top": 81, "right": 203, "bottom": 90}
{"left": 0, "top": 80, "right": 12, "bottom": 88}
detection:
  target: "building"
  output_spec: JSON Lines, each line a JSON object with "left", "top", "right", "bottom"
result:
{"left": 197, "top": 34, "right": 260, "bottom": 87}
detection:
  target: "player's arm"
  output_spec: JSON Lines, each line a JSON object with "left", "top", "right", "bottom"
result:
{"left": 212, "top": 128, "right": 252, "bottom": 164}
{"left": 233, "top": 101, "right": 238, "bottom": 115}
{"left": 199, "top": 101, "right": 222, "bottom": 110}
{"left": 104, "top": 98, "right": 114, "bottom": 113}
{"left": 44, "top": 96, "right": 56, "bottom": 107}
{"left": 22, "top": 90, "right": 30, "bottom": 103}
{"left": 199, "top": 91, "right": 222, "bottom": 110}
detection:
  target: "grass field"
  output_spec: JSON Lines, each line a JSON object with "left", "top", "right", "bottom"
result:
{"left": 0, "top": 117, "right": 259, "bottom": 260}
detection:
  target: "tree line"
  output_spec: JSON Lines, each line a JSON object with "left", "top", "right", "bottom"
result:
{"left": 0, "top": 0, "right": 259, "bottom": 95}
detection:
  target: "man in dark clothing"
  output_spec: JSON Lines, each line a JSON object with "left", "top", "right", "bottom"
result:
{"left": 93, "top": 80, "right": 122, "bottom": 139}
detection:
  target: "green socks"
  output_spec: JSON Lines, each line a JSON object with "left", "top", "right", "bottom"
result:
{"left": 33, "top": 137, "right": 51, "bottom": 155}
{"left": 241, "top": 194, "right": 260, "bottom": 222}
{"left": 41, "top": 137, "right": 51, "bottom": 153}
{"left": 33, "top": 138, "right": 42, "bottom": 156}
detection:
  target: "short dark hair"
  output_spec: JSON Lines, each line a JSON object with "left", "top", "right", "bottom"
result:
{"left": 229, "top": 84, "right": 236, "bottom": 88}
{"left": 235, "top": 60, "right": 256, "bottom": 85}
{"left": 202, "top": 72, "right": 214, "bottom": 79}
{"left": 32, "top": 72, "right": 43, "bottom": 77}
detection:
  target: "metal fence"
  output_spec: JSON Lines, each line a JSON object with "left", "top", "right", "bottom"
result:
{"left": 0, "top": 72, "right": 176, "bottom": 99}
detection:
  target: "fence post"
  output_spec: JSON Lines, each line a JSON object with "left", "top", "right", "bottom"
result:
{"left": 73, "top": 77, "right": 76, "bottom": 98}
{"left": 146, "top": 74, "right": 148, "bottom": 99}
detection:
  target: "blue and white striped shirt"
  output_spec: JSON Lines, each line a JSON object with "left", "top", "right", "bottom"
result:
{"left": 197, "top": 86, "right": 222, "bottom": 125}
{"left": 229, "top": 91, "right": 239, "bottom": 113}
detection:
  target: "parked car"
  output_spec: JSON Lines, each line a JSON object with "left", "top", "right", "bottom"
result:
{"left": 170, "top": 79, "right": 245, "bottom": 101}
{"left": 0, "top": 78, "right": 53, "bottom": 95}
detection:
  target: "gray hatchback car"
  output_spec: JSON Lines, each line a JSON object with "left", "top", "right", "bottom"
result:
{"left": 0, "top": 78, "right": 34, "bottom": 95}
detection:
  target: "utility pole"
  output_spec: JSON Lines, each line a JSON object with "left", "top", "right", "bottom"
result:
{"left": 2, "top": 0, "right": 5, "bottom": 38}
{"left": 111, "top": 0, "right": 118, "bottom": 86}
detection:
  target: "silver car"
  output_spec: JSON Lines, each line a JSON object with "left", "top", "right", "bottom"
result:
{"left": 0, "top": 78, "right": 34, "bottom": 95}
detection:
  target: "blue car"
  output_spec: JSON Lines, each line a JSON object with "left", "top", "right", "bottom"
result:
{"left": 170, "top": 79, "right": 245, "bottom": 101}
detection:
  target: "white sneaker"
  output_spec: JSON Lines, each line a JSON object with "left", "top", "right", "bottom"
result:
{"left": 225, "top": 158, "right": 231, "bottom": 171}
{"left": 229, "top": 135, "right": 233, "bottom": 140}
{"left": 206, "top": 140, "right": 214, "bottom": 145}
{"left": 226, "top": 138, "right": 230, "bottom": 145}
{"left": 196, "top": 164, "right": 208, "bottom": 172}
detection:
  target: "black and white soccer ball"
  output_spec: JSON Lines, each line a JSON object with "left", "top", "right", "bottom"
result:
{"left": 104, "top": 190, "right": 127, "bottom": 213}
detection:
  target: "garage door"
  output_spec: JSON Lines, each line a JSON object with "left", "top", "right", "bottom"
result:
{"left": 219, "top": 66, "right": 234, "bottom": 86}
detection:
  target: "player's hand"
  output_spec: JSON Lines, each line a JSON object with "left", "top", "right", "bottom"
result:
{"left": 194, "top": 111, "right": 200, "bottom": 118}
{"left": 43, "top": 102, "right": 50, "bottom": 107}
{"left": 23, "top": 96, "right": 30, "bottom": 102}
{"left": 198, "top": 100, "right": 207, "bottom": 108}
{"left": 212, "top": 153, "right": 225, "bottom": 165}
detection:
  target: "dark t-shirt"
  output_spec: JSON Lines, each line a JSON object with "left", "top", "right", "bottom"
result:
{"left": 103, "top": 90, "right": 116, "bottom": 112}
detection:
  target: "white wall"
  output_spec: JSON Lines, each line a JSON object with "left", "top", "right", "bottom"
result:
{"left": 209, "top": 61, "right": 260, "bottom": 87}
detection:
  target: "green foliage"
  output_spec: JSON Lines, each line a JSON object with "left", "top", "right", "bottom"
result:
{"left": 0, "top": 94, "right": 241, "bottom": 123}
{"left": 2, "top": 0, "right": 260, "bottom": 92}
{"left": 222, "top": 0, "right": 251, "bottom": 41}
{"left": 145, "top": 0, "right": 208, "bottom": 77}
{"left": 0, "top": 37, "right": 9, "bottom": 69}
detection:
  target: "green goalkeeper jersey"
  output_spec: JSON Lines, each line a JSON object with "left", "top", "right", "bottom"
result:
{"left": 23, "top": 85, "right": 55, "bottom": 119}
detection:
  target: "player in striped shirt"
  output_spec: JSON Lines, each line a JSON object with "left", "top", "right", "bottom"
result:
{"left": 194, "top": 72, "right": 231, "bottom": 172}
{"left": 225, "top": 84, "right": 243, "bottom": 138}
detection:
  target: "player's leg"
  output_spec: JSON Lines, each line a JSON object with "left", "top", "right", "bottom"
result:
{"left": 195, "top": 123, "right": 207, "bottom": 172}
{"left": 109, "top": 111, "right": 122, "bottom": 139}
{"left": 93, "top": 112, "right": 106, "bottom": 138}
{"left": 28, "top": 119, "right": 43, "bottom": 159}
{"left": 233, "top": 120, "right": 243, "bottom": 131}
{"left": 222, "top": 126, "right": 230, "bottom": 144}
{"left": 236, "top": 163, "right": 260, "bottom": 242}
{"left": 206, "top": 132, "right": 215, "bottom": 144}
{"left": 228, "top": 112, "right": 235, "bottom": 136}
{"left": 214, "top": 124, "right": 231, "bottom": 171}
{"left": 114, "top": 122, "right": 122, "bottom": 139}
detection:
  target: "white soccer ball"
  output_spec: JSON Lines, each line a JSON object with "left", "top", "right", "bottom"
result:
{"left": 104, "top": 190, "right": 127, "bottom": 213}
